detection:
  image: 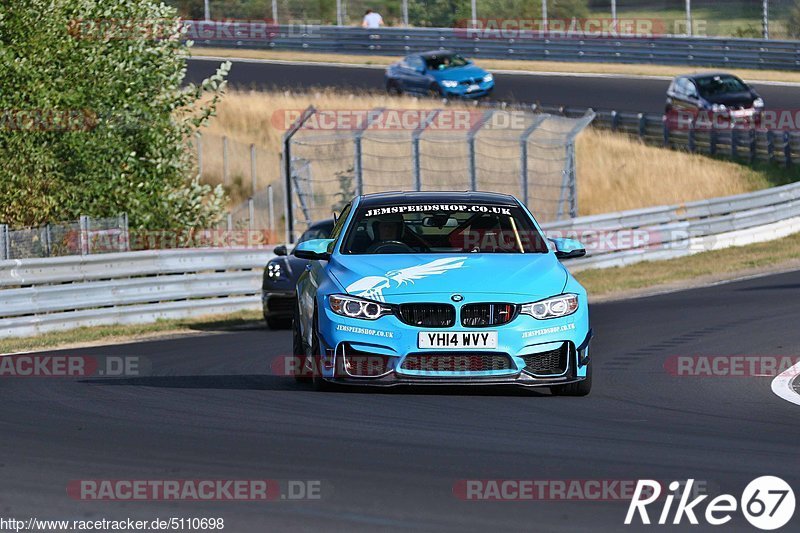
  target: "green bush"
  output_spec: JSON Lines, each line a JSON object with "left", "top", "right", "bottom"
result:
{"left": 0, "top": 0, "right": 230, "bottom": 231}
{"left": 788, "top": 1, "right": 800, "bottom": 39}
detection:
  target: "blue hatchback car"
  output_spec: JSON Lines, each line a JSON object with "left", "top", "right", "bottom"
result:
{"left": 385, "top": 51, "right": 494, "bottom": 99}
{"left": 291, "top": 191, "right": 592, "bottom": 395}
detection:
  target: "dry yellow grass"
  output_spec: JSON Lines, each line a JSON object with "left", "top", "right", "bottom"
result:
{"left": 193, "top": 47, "right": 800, "bottom": 84}
{"left": 201, "top": 89, "right": 768, "bottom": 216}
{"left": 575, "top": 128, "right": 767, "bottom": 214}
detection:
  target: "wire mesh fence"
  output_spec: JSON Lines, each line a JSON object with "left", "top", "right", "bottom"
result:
{"left": 168, "top": 1, "right": 798, "bottom": 39}
{"left": 192, "top": 132, "right": 279, "bottom": 204}
{"left": 283, "top": 106, "right": 594, "bottom": 239}
{"left": 0, "top": 215, "right": 129, "bottom": 261}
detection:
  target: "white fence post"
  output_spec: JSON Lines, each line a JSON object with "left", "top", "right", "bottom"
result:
{"left": 250, "top": 143, "right": 257, "bottom": 195}
{"left": 0, "top": 224, "right": 8, "bottom": 260}
{"left": 222, "top": 136, "right": 229, "bottom": 186}
{"left": 79, "top": 215, "right": 90, "bottom": 255}
{"left": 268, "top": 184, "right": 275, "bottom": 233}
{"left": 119, "top": 213, "right": 129, "bottom": 252}
{"left": 196, "top": 132, "right": 203, "bottom": 178}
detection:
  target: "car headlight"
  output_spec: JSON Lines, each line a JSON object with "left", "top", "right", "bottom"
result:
{"left": 483, "top": 73, "right": 493, "bottom": 83}
{"left": 329, "top": 295, "right": 393, "bottom": 320}
{"left": 267, "top": 262, "right": 283, "bottom": 279}
{"left": 711, "top": 103, "right": 727, "bottom": 112}
{"left": 520, "top": 294, "right": 579, "bottom": 320}
{"left": 753, "top": 97, "right": 765, "bottom": 108}
{"left": 440, "top": 80, "right": 459, "bottom": 88}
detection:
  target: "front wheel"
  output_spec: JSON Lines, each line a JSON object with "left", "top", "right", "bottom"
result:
{"left": 428, "top": 83, "right": 444, "bottom": 99}
{"left": 292, "top": 307, "right": 311, "bottom": 383}
{"left": 551, "top": 361, "right": 592, "bottom": 396}
{"left": 309, "top": 307, "right": 334, "bottom": 392}
{"left": 267, "top": 316, "right": 291, "bottom": 330}
{"left": 386, "top": 80, "right": 402, "bottom": 96}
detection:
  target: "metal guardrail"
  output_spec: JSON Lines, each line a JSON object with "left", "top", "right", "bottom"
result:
{"left": 528, "top": 104, "right": 800, "bottom": 167}
{"left": 2, "top": 180, "right": 800, "bottom": 338}
{"left": 0, "top": 248, "right": 274, "bottom": 339}
{"left": 188, "top": 22, "right": 800, "bottom": 71}
{"left": 596, "top": 110, "right": 800, "bottom": 167}
{"left": 542, "top": 180, "right": 800, "bottom": 271}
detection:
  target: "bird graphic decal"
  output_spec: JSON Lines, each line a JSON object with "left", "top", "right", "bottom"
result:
{"left": 345, "top": 257, "right": 467, "bottom": 302}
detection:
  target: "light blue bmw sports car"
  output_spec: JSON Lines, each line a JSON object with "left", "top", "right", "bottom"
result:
{"left": 291, "top": 191, "right": 592, "bottom": 395}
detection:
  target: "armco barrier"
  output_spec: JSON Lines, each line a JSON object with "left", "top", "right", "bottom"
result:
{"left": 532, "top": 105, "right": 800, "bottom": 167}
{"left": 187, "top": 22, "right": 800, "bottom": 71}
{"left": 0, "top": 248, "right": 274, "bottom": 339}
{"left": 543, "top": 180, "right": 800, "bottom": 271}
{"left": 2, "top": 181, "right": 800, "bottom": 338}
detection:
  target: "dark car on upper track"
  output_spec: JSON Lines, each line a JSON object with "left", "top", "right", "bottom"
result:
{"left": 262, "top": 219, "right": 334, "bottom": 329}
{"left": 385, "top": 51, "right": 494, "bottom": 99}
{"left": 664, "top": 72, "right": 764, "bottom": 124}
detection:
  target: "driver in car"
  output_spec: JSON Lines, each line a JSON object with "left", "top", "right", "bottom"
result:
{"left": 367, "top": 214, "right": 412, "bottom": 253}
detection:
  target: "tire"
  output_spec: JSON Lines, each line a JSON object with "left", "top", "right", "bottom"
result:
{"left": 309, "top": 306, "right": 333, "bottom": 391}
{"left": 266, "top": 316, "right": 291, "bottom": 330}
{"left": 386, "top": 80, "right": 402, "bottom": 96}
{"left": 428, "top": 83, "right": 444, "bottom": 99}
{"left": 292, "top": 306, "right": 311, "bottom": 383}
{"left": 551, "top": 360, "right": 592, "bottom": 397}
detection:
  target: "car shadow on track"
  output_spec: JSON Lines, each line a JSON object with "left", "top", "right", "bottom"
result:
{"left": 79, "top": 375, "right": 551, "bottom": 396}
{"left": 79, "top": 375, "right": 299, "bottom": 391}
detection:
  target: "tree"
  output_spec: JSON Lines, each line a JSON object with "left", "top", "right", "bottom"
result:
{"left": 788, "top": 0, "right": 800, "bottom": 39}
{"left": 0, "top": 0, "right": 229, "bottom": 231}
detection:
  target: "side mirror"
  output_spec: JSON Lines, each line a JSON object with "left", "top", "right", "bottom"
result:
{"left": 549, "top": 238, "right": 586, "bottom": 260}
{"left": 293, "top": 238, "right": 334, "bottom": 261}
{"left": 273, "top": 244, "right": 287, "bottom": 256}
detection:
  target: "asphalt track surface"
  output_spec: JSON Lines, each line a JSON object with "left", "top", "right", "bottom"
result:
{"left": 2, "top": 269, "right": 799, "bottom": 531}
{"left": 187, "top": 57, "right": 800, "bottom": 114}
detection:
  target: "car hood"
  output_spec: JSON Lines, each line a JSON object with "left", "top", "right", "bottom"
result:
{"left": 430, "top": 64, "right": 487, "bottom": 82}
{"left": 329, "top": 253, "right": 567, "bottom": 302}
{"left": 704, "top": 91, "right": 757, "bottom": 107}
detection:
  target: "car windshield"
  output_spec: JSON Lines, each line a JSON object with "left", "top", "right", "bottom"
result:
{"left": 424, "top": 54, "right": 469, "bottom": 70}
{"left": 297, "top": 222, "right": 333, "bottom": 244}
{"left": 341, "top": 204, "right": 548, "bottom": 254}
{"left": 695, "top": 75, "right": 749, "bottom": 97}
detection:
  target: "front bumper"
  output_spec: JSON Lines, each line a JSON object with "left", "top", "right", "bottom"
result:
{"left": 327, "top": 342, "right": 590, "bottom": 389}
{"left": 314, "top": 304, "right": 591, "bottom": 388}
{"left": 261, "top": 290, "right": 295, "bottom": 318}
{"left": 443, "top": 81, "right": 494, "bottom": 99}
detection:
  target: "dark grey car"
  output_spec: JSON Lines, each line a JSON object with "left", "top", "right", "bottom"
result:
{"left": 665, "top": 72, "right": 764, "bottom": 123}
{"left": 261, "top": 219, "right": 334, "bottom": 329}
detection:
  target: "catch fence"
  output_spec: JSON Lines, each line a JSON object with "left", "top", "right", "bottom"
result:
{"left": 282, "top": 106, "right": 595, "bottom": 240}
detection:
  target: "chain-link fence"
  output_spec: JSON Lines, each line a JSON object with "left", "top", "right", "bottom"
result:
{"left": 282, "top": 106, "right": 594, "bottom": 240}
{"left": 192, "top": 132, "right": 279, "bottom": 206}
{"left": 168, "top": 0, "right": 799, "bottom": 38}
{"left": 0, "top": 215, "right": 129, "bottom": 260}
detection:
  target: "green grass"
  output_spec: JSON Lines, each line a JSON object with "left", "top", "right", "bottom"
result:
{"left": 0, "top": 310, "right": 263, "bottom": 355}
{"left": 587, "top": 7, "right": 782, "bottom": 38}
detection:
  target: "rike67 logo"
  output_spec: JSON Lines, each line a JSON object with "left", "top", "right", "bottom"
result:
{"left": 626, "top": 477, "right": 795, "bottom": 530}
